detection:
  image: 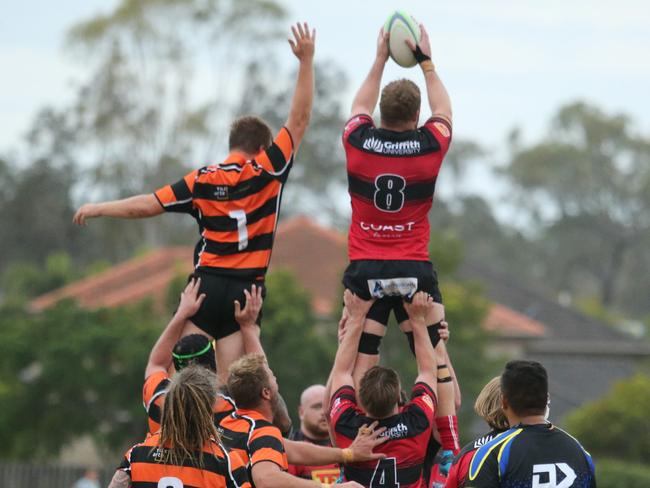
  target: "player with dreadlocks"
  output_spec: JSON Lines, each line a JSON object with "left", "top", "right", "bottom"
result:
{"left": 109, "top": 365, "right": 251, "bottom": 487}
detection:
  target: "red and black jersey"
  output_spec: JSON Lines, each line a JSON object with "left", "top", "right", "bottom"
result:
{"left": 117, "top": 432, "right": 250, "bottom": 487}
{"left": 155, "top": 127, "right": 294, "bottom": 280}
{"left": 329, "top": 382, "right": 437, "bottom": 488}
{"left": 142, "top": 371, "right": 236, "bottom": 435}
{"left": 343, "top": 114, "right": 452, "bottom": 262}
{"left": 288, "top": 430, "right": 341, "bottom": 484}
{"left": 443, "top": 430, "right": 502, "bottom": 488}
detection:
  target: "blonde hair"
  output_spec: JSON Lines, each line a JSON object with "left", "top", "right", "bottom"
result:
{"left": 474, "top": 376, "right": 509, "bottom": 431}
{"left": 227, "top": 353, "right": 270, "bottom": 409}
{"left": 158, "top": 365, "right": 219, "bottom": 467}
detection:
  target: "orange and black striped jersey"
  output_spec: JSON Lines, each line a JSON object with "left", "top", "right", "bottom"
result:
{"left": 154, "top": 128, "right": 294, "bottom": 280}
{"left": 218, "top": 408, "right": 289, "bottom": 472}
{"left": 117, "top": 432, "right": 251, "bottom": 488}
{"left": 143, "top": 371, "right": 237, "bottom": 435}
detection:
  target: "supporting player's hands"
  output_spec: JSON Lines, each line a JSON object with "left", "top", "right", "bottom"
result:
{"left": 234, "top": 284, "right": 263, "bottom": 329}
{"left": 405, "top": 24, "right": 432, "bottom": 64}
{"left": 439, "top": 320, "right": 450, "bottom": 342}
{"left": 288, "top": 22, "right": 315, "bottom": 63}
{"left": 72, "top": 203, "right": 100, "bottom": 226}
{"left": 343, "top": 289, "right": 375, "bottom": 324}
{"left": 176, "top": 277, "right": 206, "bottom": 320}
{"left": 348, "top": 421, "right": 388, "bottom": 463}
{"left": 338, "top": 306, "right": 350, "bottom": 344}
{"left": 376, "top": 27, "right": 389, "bottom": 63}
{"left": 403, "top": 291, "right": 434, "bottom": 325}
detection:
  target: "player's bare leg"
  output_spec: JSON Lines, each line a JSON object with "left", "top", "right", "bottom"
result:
{"left": 352, "top": 317, "right": 384, "bottom": 389}
{"left": 180, "top": 320, "right": 244, "bottom": 384}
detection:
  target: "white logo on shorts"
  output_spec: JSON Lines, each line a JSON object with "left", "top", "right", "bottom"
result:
{"left": 367, "top": 278, "right": 418, "bottom": 298}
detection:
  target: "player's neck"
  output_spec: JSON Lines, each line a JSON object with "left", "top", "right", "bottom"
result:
{"left": 510, "top": 414, "right": 547, "bottom": 426}
{"left": 250, "top": 400, "right": 274, "bottom": 422}
{"left": 379, "top": 120, "right": 417, "bottom": 132}
{"left": 301, "top": 426, "right": 329, "bottom": 441}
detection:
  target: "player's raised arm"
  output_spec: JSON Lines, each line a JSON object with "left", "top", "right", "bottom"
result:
{"left": 350, "top": 28, "right": 389, "bottom": 117}
{"left": 325, "top": 291, "right": 374, "bottom": 403}
{"left": 235, "top": 285, "right": 293, "bottom": 434}
{"left": 144, "top": 278, "right": 206, "bottom": 379}
{"left": 406, "top": 24, "right": 452, "bottom": 124}
{"left": 73, "top": 193, "right": 163, "bottom": 226}
{"left": 403, "top": 292, "right": 438, "bottom": 393}
{"left": 285, "top": 22, "right": 315, "bottom": 151}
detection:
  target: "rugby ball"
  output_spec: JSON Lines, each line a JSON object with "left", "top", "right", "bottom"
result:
{"left": 384, "top": 10, "right": 421, "bottom": 68}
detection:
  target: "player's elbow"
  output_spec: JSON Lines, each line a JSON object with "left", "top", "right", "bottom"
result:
{"left": 252, "top": 469, "right": 281, "bottom": 488}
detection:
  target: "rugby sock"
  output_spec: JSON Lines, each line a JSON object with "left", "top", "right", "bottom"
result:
{"left": 436, "top": 415, "right": 460, "bottom": 454}
{"left": 405, "top": 322, "right": 442, "bottom": 356}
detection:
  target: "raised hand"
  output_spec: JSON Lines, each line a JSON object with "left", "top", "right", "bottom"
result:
{"left": 176, "top": 277, "right": 206, "bottom": 319}
{"left": 376, "top": 27, "right": 389, "bottom": 63}
{"left": 343, "top": 289, "right": 375, "bottom": 322}
{"left": 234, "top": 284, "right": 263, "bottom": 328}
{"left": 288, "top": 22, "right": 315, "bottom": 62}
{"left": 439, "top": 320, "right": 450, "bottom": 342}
{"left": 404, "top": 23, "right": 432, "bottom": 64}
{"left": 403, "top": 291, "right": 434, "bottom": 324}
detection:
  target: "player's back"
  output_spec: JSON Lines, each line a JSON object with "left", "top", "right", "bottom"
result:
{"left": 119, "top": 432, "right": 250, "bottom": 488}
{"left": 467, "top": 424, "right": 596, "bottom": 488}
{"left": 154, "top": 126, "right": 294, "bottom": 276}
{"left": 330, "top": 384, "right": 436, "bottom": 488}
{"left": 343, "top": 114, "right": 452, "bottom": 261}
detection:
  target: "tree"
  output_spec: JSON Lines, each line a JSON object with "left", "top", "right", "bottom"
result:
{"left": 565, "top": 374, "right": 650, "bottom": 464}
{"left": 0, "top": 301, "right": 160, "bottom": 459}
{"left": 502, "top": 102, "right": 650, "bottom": 314}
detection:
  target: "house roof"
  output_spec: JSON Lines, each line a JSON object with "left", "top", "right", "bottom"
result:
{"left": 29, "top": 216, "right": 614, "bottom": 343}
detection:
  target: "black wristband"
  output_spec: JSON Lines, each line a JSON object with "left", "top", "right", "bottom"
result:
{"left": 412, "top": 44, "right": 431, "bottom": 64}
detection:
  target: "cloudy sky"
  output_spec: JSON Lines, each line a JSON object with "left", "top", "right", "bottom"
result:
{"left": 2, "top": 0, "right": 649, "bottom": 154}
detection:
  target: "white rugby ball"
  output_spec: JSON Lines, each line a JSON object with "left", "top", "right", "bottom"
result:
{"left": 384, "top": 10, "right": 421, "bottom": 68}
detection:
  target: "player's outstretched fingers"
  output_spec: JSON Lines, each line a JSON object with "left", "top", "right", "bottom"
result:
{"left": 234, "top": 300, "right": 242, "bottom": 317}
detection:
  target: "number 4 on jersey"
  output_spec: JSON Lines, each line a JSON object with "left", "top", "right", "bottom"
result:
{"left": 370, "top": 457, "right": 399, "bottom": 488}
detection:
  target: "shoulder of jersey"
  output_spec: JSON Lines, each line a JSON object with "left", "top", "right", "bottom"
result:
{"left": 468, "top": 427, "right": 523, "bottom": 481}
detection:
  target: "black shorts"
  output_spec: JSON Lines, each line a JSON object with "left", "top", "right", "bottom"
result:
{"left": 342, "top": 260, "right": 442, "bottom": 326}
{"left": 188, "top": 270, "right": 265, "bottom": 340}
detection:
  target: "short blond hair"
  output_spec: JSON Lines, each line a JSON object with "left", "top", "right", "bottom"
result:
{"left": 227, "top": 353, "right": 270, "bottom": 409}
{"left": 474, "top": 376, "right": 509, "bottom": 431}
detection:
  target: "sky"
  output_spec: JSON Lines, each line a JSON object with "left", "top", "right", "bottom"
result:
{"left": 2, "top": 0, "right": 649, "bottom": 159}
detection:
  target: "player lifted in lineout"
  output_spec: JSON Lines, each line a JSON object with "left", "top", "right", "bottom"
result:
{"left": 341, "top": 21, "right": 459, "bottom": 463}
{"left": 73, "top": 22, "right": 316, "bottom": 382}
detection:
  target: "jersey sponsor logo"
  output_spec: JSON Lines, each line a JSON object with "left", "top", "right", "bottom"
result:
{"left": 422, "top": 394, "right": 434, "bottom": 412}
{"left": 532, "top": 463, "right": 577, "bottom": 488}
{"left": 368, "top": 278, "right": 418, "bottom": 299}
{"left": 433, "top": 122, "right": 451, "bottom": 138}
{"left": 213, "top": 185, "right": 229, "bottom": 200}
{"left": 311, "top": 468, "right": 341, "bottom": 484}
{"left": 473, "top": 434, "right": 496, "bottom": 449}
{"left": 331, "top": 397, "right": 343, "bottom": 417}
{"left": 359, "top": 221, "right": 416, "bottom": 233}
{"left": 379, "top": 422, "right": 409, "bottom": 440}
{"left": 362, "top": 137, "right": 421, "bottom": 155}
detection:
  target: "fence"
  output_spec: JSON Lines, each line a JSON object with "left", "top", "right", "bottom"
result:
{"left": 0, "top": 461, "right": 113, "bottom": 488}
